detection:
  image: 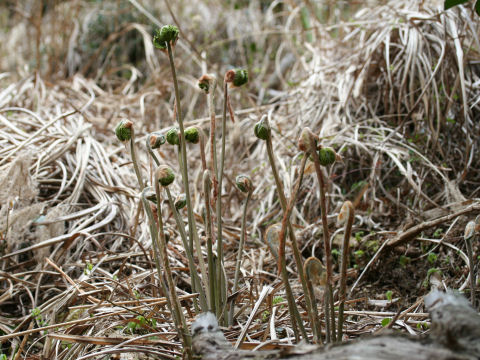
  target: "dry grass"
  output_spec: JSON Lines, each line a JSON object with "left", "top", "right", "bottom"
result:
{"left": 0, "top": 0, "right": 479, "bottom": 358}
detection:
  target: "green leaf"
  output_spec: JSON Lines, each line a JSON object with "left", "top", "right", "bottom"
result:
{"left": 273, "top": 296, "right": 284, "bottom": 305}
{"left": 476, "top": 0, "right": 480, "bottom": 15}
{"left": 444, "top": 0, "right": 470, "bottom": 10}
{"left": 381, "top": 318, "right": 392, "bottom": 327}
{"left": 427, "top": 252, "right": 438, "bottom": 264}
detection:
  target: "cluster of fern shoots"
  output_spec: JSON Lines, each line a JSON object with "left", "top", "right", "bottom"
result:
{"left": 115, "top": 25, "right": 356, "bottom": 359}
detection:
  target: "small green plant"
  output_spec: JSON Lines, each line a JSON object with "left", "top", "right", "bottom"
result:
{"left": 331, "top": 248, "right": 340, "bottom": 260}
{"left": 127, "top": 320, "right": 139, "bottom": 333}
{"left": 381, "top": 318, "right": 392, "bottom": 327}
{"left": 424, "top": 268, "right": 442, "bottom": 288}
{"left": 31, "top": 307, "right": 41, "bottom": 318}
{"left": 261, "top": 310, "right": 270, "bottom": 323}
{"left": 354, "top": 249, "right": 364, "bottom": 258}
{"left": 273, "top": 296, "right": 284, "bottom": 305}
{"left": 126, "top": 315, "right": 157, "bottom": 334}
{"left": 366, "top": 240, "right": 379, "bottom": 252}
{"left": 84, "top": 261, "right": 93, "bottom": 275}
{"left": 399, "top": 255, "right": 411, "bottom": 267}
{"left": 433, "top": 228, "right": 443, "bottom": 238}
{"left": 355, "top": 231, "right": 364, "bottom": 242}
{"left": 31, "top": 308, "right": 47, "bottom": 326}
{"left": 427, "top": 252, "right": 438, "bottom": 264}
{"left": 386, "top": 290, "right": 393, "bottom": 302}
{"left": 417, "top": 322, "right": 429, "bottom": 330}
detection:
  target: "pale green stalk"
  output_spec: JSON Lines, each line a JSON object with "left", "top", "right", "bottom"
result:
{"left": 166, "top": 41, "right": 198, "bottom": 271}
{"left": 337, "top": 201, "right": 354, "bottom": 341}
{"left": 206, "top": 78, "right": 218, "bottom": 183}
{"left": 199, "top": 129, "right": 207, "bottom": 172}
{"left": 203, "top": 170, "right": 216, "bottom": 313}
{"left": 308, "top": 137, "right": 336, "bottom": 342}
{"left": 146, "top": 140, "right": 207, "bottom": 311}
{"left": 215, "top": 81, "right": 229, "bottom": 321}
{"left": 141, "top": 187, "right": 190, "bottom": 355}
{"left": 228, "top": 191, "right": 252, "bottom": 325}
{"left": 191, "top": 219, "right": 210, "bottom": 307}
{"left": 305, "top": 276, "right": 322, "bottom": 343}
{"left": 153, "top": 179, "right": 191, "bottom": 359}
{"left": 129, "top": 127, "right": 144, "bottom": 190}
{"left": 264, "top": 123, "right": 314, "bottom": 341}
{"left": 140, "top": 188, "right": 172, "bottom": 313}
{"left": 146, "top": 139, "right": 160, "bottom": 166}
{"left": 164, "top": 187, "right": 208, "bottom": 310}
{"left": 276, "top": 155, "right": 309, "bottom": 341}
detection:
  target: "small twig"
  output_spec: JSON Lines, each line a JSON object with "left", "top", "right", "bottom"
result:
{"left": 387, "top": 202, "right": 480, "bottom": 248}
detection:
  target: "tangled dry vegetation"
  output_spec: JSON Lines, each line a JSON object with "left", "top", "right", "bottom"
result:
{"left": 0, "top": 0, "right": 479, "bottom": 359}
